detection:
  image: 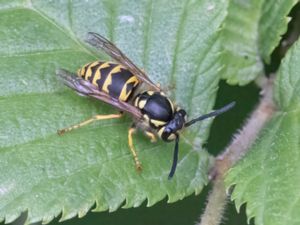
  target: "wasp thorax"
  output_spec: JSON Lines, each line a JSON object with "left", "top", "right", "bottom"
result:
{"left": 134, "top": 91, "right": 175, "bottom": 129}
{"left": 134, "top": 91, "right": 187, "bottom": 142}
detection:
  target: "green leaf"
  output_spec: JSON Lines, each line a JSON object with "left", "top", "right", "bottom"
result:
{"left": 258, "top": 0, "right": 298, "bottom": 63}
{"left": 221, "top": 0, "right": 298, "bottom": 85}
{"left": 225, "top": 39, "right": 300, "bottom": 225}
{"left": 0, "top": 0, "right": 227, "bottom": 223}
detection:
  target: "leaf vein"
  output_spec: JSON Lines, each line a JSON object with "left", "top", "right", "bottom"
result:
{"left": 169, "top": 0, "right": 190, "bottom": 87}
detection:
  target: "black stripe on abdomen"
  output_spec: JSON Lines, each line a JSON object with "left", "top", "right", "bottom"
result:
{"left": 107, "top": 68, "right": 135, "bottom": 99}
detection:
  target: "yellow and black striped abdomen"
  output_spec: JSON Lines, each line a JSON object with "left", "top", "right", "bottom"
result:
{"left": 78, "top": 61, "right": 139, "bottom": 102}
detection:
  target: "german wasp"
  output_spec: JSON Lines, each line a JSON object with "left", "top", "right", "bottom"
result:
{"left": 57, "top": 32, "right": 235, "bottom": 178}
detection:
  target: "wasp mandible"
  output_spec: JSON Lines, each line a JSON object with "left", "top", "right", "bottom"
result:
{"left": 57, "top": 32, "right": 235, "bottom": 178}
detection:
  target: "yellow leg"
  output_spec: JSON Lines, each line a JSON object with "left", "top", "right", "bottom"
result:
{"left": 145, "top": 131, "right": 157, "bottom": 143}
{"left": 57, "top": 113, "right": 122, "bottom": 135}
{"left": 128, "top": 127, "right": 142, "bottom": 171}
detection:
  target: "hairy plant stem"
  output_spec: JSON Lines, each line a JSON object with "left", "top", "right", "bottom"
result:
{"left": 197, "top": 77, "right": 276, "bottom": 225}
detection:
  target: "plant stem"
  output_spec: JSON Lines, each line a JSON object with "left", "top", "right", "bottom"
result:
{"left": 197, "top": 77, "right": 276, "bottom": 225}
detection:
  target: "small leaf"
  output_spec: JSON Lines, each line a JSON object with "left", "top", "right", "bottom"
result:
{"left": 221, "top": 0, "right": 298, "bottom": 85}
{"left": 258, "top": 0, "right": 298, "bottom": 63}
{"left": 0, "top": 0, "right": 227, "bottom": 223}
{"left": 225, "top": 39, "right": 300, "bottom": 225}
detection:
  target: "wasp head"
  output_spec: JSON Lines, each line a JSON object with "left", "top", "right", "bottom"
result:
{"left": 158, "top": 109, "right": 187, "bottom": 142}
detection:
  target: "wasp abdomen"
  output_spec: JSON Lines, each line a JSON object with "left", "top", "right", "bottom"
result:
{"left": 78, "top": 61, "right": 140, "bottom": 102}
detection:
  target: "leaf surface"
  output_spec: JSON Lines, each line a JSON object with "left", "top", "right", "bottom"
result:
{"left": 0, "top": 0, "right": 227, "bottom": 223}
{"left": 221, "top": 0, "right": 298, "bottom": 85}
{"left": 225, "top": 39, "right": 300, "bottom": 225}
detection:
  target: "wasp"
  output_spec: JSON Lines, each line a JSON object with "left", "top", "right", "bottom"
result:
{"left": 57, "top": 32, "right": 235, "bottom": 179}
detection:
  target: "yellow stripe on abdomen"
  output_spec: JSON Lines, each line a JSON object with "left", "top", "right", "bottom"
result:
{"left": 119, "top": 76, "right": 139, "bottom": 101}
{"left": 92, "top": 62, "right": 110, "bottom": 86}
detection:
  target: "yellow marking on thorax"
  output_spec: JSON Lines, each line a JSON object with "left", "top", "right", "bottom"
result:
{"left": 147, "top": 91, "right": 154, "bottom": 96}
{"left": 168, "top": 98, "right": 175, "bottom": 114}
{"left": 102, "top": 65, "right": 123, "bottom": 93}
{"left": 92, "top": 62, "right": 110, "bottom": 86}
{"left": 138, "top": 99, "right": 147, "bottom": 109}
{"left": 85, "top": 61, "right": 100, "bottom": 80}
{"left": 150, "top": 119, "right": 167, "bottom": 127}
{"left": 157, "top": 127, "right": 165, "bottom": 138}
{"left": 119, "top": 76, "right": 139, "bottom": 101}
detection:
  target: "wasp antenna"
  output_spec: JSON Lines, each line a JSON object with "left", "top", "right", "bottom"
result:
{"left": 185, "top": 101, "right": 236, "bottom": 127}
{"left": 168, "top": 134, "right": 180, "bottom": 179}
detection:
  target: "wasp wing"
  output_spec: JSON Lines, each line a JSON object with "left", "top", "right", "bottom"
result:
{"left": 56, "top": 69, "right": 143, "bottom": 119}
{"left": 86, "top": 32, "right": 160, "bottom": 92}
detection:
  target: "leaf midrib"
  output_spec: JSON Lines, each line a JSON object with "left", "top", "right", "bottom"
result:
{"left": 0, "top": 49, "right": 84, "bottom": 59}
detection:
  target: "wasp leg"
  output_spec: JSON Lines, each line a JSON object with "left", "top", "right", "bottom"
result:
{"left": 128, "top": 125, "right": 142, "bottom": 171}
{"left": 144, "top": 131, "right": 157, "bottom": 143}
{"left": 57, "top": 113, "right": 123, "bottom": 135}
